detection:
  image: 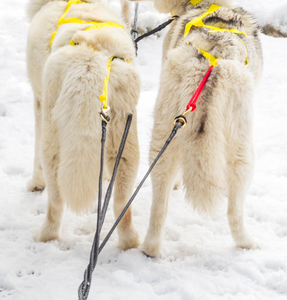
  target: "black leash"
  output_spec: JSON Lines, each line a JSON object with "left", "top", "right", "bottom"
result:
{"left": 78, "top": 112, "right": 186, "bottom": 299}
{"left": 131, "top": 3, "right": 139, "bottom": 41}
{"left": 78, "top": 113, "right": 133, "bottom": 300}
{"left": 134, "top": 15, "right": 179, "bottom": 53}
{"left": 98, "top": 118, "right": 184, "bottom": 254}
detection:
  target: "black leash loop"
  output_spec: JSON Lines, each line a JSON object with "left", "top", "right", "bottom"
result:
{"left": 78, "top": 114, "right": 133, "bottom": 300}
{"left": 134, "top": 16, "right": 179, "bottom": 51}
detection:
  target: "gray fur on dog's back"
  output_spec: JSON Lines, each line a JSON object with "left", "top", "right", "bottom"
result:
{"left": 27, "top": 0, "right": 141, "bottom": 250}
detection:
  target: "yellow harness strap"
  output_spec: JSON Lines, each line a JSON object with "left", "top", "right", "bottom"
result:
{"left": 184, "top": 4, "right": 248, "bottom": 65}
{"left": 187, "top": 42, "right": 219, "bottom": 67}
{"left": 69, "top": 22, "right": 124, "bottom": 46}
{"left": 100, "top": 57, "right": 114, "bottom": 110}
{"left": 198, "top": 49, "right": 218, "bottom": 67}
{"left": 100, "top": 57, "right": 132, "bottom": 110}
{"left": 190, "top": 0, "right": 203, "bottom": 6}
{"left": 51, "top": 0, "right": 85, "bottom": 47}
{"left": 50, "top": 0, "right": 124, "bottom": 48}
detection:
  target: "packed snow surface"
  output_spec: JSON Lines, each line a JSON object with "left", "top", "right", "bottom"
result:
{"left": 239, "top": 0, "right": 287, "bottom": 33}
{"left": 0, "top": 0, "right": 287, "bottom": 299}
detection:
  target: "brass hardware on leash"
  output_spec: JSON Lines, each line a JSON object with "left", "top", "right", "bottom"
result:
{"left": 173, "top": 116, "right": 186, "bottom": 129}
{"left": 173, "top": 107, "right": 192, "bottom": 129}
{"left": 182, "top": 107, "right": 192, "bottom": 117}
{"left": 100, "top": 106, "right": 110, "bottom": 124}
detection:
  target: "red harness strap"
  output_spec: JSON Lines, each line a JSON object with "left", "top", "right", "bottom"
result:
{"left": 186, "top": 65, "right": 214, "bottom": 112}
{"left": 174, "top": 50, "right": 217, "bottom": 129}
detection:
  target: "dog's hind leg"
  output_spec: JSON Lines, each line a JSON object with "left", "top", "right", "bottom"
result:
{"left": 226, "top": 129, "right": 258, "bottom": 249}
{"left": 106, "top": 111, "right": 140, "bottom": 250}
{"left": 227, "top": 146, "right": 258, "bottom": 249}
{"left": 27, "top": 96, "right": 46, "bottom": 192}
{"left": 225, "top": 63, "right": 259, "bottom": 249}
{"left": 142, "top": 119, "right": 181, "bottom": 258}
{"left": 35, "top": 120, "right": 63, "bottom": 242}
{"left": 105, "top": 60, "right": 141, "bottom": 250}
{"left": 34, "top": 59, "right": 64, "bottom": 242}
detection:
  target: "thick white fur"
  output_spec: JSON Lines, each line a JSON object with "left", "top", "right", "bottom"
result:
{"left": 27, "top": 0, "right": 141, "bottom": 249}
{"left": 130, "top": 0, "right": 263, "bottom": 257}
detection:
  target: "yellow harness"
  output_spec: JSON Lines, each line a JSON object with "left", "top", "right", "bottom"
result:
{"left": 51, "top": 0, "right": 130, "bottom": 110}
{"left": 190, "top": 0, "right": 204, "bottom": 5}
{"left": 50, "top": 0, "right": 124, "bottom": 48}
{"left": 185, "top": 3, "right": 249, "bottom": 65}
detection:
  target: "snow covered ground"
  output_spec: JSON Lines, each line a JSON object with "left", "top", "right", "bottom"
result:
{"left": 0, "top": 0, "right": 287, "bottom": 299}
{"left": 239, "top": 0, "right": 287, "bottom": 33}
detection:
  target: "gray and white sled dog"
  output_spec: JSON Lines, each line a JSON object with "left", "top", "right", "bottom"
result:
{"left": 130, "top": 0, "right": 263, "bottom": 257}
{"left": 26, "top": 0, "right": 141, "bottom": 249}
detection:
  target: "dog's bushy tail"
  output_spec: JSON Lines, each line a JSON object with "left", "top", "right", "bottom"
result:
{"left": 182, "top": 60, "right": 254, "bottom": 215}
{"left": 182, "top": 72, "right": 228, "bottom": 215}
{"left": 120, "top": 0, "right": 131, "bottom": 29}
{"left": 52, "top": 51, "right": 108, "bottom": 213}
{"left": 27, "top": 0, "right": 61, "bottom": 21}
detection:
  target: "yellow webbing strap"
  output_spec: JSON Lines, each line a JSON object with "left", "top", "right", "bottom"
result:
{"left": 236, "top": 36, "right": 249, "bottom": 65}
{"left": 184, "top": 5, "right": 246, "bottom": 38}
{"left": 51, "top": 0, "right": 84, "bottom": 47}
{"left": 184, "top": 4, "right": 248, "bottom": 64}
{"left": 100, "top": 57, "right": 114, "bottom": 110}
{"left": 198, "top": 49, "right": 218, "bottom": 67}
{"left": 190, "top": 0, "right": 203, "bottom": 6}
{"left": 51, "top": 0, "right": 124, "bottom": 48}
{"left": 100, "top": 57, "right": 131, "bottom": 109}
{"left": 69, "top": 22, "right": 124, "bottom": 46}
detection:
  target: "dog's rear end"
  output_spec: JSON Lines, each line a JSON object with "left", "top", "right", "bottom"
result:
{"left": 39, "top": 42, "right": 140, "bottom": 246}
{"left": 27, "top": 0, "right": 141, "bottom": 249}
{"left": 131, "top": 0, "right": 263, "bottom": 257}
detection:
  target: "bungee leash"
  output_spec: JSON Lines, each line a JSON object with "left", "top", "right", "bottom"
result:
{"left": 78, "top": 112, "right": 133, "bottom": 300}
{"left": 129, "top": 0, "right": 179, "bottom": 52}
{"left": 134, "top": 15, "right": 179, "bottom": 53}
{"left": 78, "top": 117, "right": 184, "bottom": 300}
{"left": 131, "top": 3, "right": 139, "bottom": 41}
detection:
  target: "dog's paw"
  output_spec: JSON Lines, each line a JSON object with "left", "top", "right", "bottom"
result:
{"left": 33, "top": 225, "right": 59, "bottom": 243}
{"left": 27, "top": 179, "right": 45, "bottom": 192}
{"left": 236, "top": 234, "right": 261, "bottom": 250}
{"left": 141, "top": 240, "right": 163, "bottom": 258}
{"left": 118, "top": 226, "right": 140, "bottom": 251}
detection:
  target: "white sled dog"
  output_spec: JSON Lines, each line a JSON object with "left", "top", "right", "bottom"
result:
{"left": 26, "top": 0, "right": 141, "bottom": 249}
{"left": 130, "top": 0, "right": 263, "bottom": 257}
